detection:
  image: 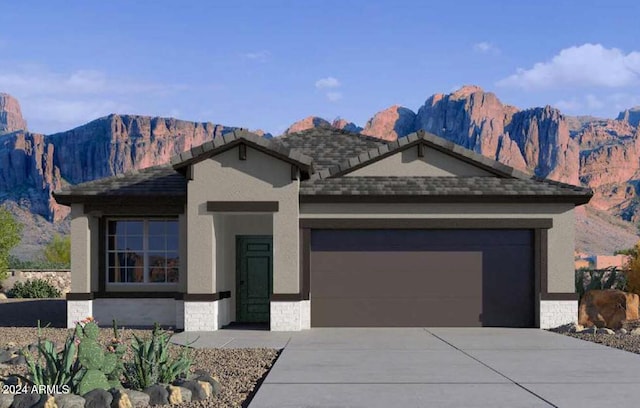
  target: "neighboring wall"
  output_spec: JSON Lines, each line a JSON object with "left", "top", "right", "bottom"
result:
{"left": 300, "top": 202, "right": 575, "bottom": 293}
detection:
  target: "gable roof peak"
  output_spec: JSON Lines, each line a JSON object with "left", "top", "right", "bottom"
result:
{"left": 309, "top": 129, "right": 534, "bottom": 181}
{"left": 170, "top": 129, "right": 313, "bottom": 174}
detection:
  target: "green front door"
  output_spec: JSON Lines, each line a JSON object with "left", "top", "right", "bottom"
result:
{"left": 236, "top": 236, "right": 273, "bottom": 323}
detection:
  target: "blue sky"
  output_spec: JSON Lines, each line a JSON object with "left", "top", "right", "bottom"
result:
{"left": 1, "top": 0, "right": 639, "bottom": 134}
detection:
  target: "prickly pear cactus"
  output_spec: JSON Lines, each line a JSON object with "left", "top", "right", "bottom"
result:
{"left": 78, "top": 370, "right": 111, "bottom": 396}
{"left": 76, "top": 321, "right": 117, "bottom": 395}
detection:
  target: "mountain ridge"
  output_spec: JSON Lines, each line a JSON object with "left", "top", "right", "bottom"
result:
{"left": 1, "top": 87, "right": 639, "bottom": 258}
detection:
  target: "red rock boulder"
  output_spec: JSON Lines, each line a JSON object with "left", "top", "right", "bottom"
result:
{"left": 578, "top": 289, "right": 640, "bottom": 329}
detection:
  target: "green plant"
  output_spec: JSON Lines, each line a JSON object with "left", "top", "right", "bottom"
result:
{"left": 43, "top": 234, "right": 71, "bottom": 267}
{"left": 19, "top": 321, "right": 82, "bottom": 392}
{"left": 124, "top": 323, "right": 192, "bottom": 390}
{"left": 624, "top": 241, "right": 640, "bottom": 296}
{"left": 75, "top": 320, "right": 119, "bottom": 395}
{"left": 575, "top": 266, "right": 627, "bottom": 299}
{"left": 106, "top": 319, "right": 127, "bottom": 388}
{"left": 8, "top": 255, "right": 70, "bottom": 270}
{"left": 9, "top": 279, "right": 61, "bottom": 298}
{"left": 615, "top": 247, "right": 638, "bottom": 256}
{"left": 0, "top": 208, "right": 22, "bottom": 282}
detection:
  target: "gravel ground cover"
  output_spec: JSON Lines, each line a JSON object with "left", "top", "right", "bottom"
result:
{"left": 561, "top": 332, "right": 640, "bottom": 354}
{"left": 0, "top": 327, "right": 279, "bottom": 407}
{"left": 551, "top": 320, "right": 640, "bottom": 355}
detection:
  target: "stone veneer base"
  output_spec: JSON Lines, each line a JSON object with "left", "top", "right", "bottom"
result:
{"left": 69, "top": 298, "right": 574, "bottom": 331}
{"left": 67, "top": 300, "right": 93, "bottom": 328}
{"left": 270, "top": 300, "right": 311, "bottom": 331}
{"left": 539, "top": 300, "right": 578, "bottom": 329}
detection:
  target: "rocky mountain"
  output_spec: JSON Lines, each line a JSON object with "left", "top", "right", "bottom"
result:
{"left": 618, "top": 107, "right": 640, "bottom": 127}
{"left": 362, "top": 105, "right": 416, "bottom": 141}
{"left": 1, "top": 87, "right": 640, "bottom": 257}
{"left": 0, "top": 93, "right": 27, "bottom": 134}
{"left": 284, "top": 116, "right": 331, "bottom": 134}
{"left": 0, "top": 97, "right": 236, "bottom": 258}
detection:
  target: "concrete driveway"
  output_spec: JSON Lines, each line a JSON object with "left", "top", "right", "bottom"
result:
{"left": 241, "top": 328, "right": 640, "bottom": 408}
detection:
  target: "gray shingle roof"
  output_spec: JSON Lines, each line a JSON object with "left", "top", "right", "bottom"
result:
{"left": 170, "top": 129, "right": 314, "bottom": 170}
{"left": 300, "top": 176, "right": 592, "bottom": 204}
{"left": 309, "top": 130, "right": 532, "bottom": 180}
{"left": 278, "top": 128, "right": 387, "bottom": 172}
{"left": 54, "top": 128, "right": 592, "bottom": 206}
{"left": 53, "top": 165, "right": 186, "bottom": 204}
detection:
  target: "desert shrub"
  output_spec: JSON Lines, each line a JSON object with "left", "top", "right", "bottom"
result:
{"left": 9, "top": 278, "right": 62, "bottom": 298}
{"left": 0, "top": 208, "right": 22, "bottom": 282}
{"left": 575, "top": 266, "right": 627, "bottom": 299}
{"left": 20, "top": 319, "right": 126, "bottom": 395}
{"left": 43, "top": 234, "right": 71, "bottom": 267}
{"left": 124, "top": 323, "right": 192, "bottom": 390}
{"left": 21, "top": 323, "right": 83, "bottom": 392}
{"left": 624, "top": 242, "right": 640, "bottom": 297}
{"left": 8, "top": 255, "right": 69, "bottom": 270}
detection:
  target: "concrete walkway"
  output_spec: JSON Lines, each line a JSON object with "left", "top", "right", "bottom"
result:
{"left": 173, "top": 328, "right": 640, "bottom": 407}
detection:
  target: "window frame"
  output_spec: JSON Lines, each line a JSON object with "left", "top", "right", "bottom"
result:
{"left": 105, "top": 217, "right": 180, "bottom": 286}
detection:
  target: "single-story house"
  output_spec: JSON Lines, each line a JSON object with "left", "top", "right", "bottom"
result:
{"left": 54, "top": 128, "right": 592, "bottom": 331}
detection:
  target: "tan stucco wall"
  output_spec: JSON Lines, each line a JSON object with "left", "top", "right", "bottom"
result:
{"left": 187, "top": 145, "right": 300, "bottom": 295}
{"left": 70, "top": 204, "right": 99, "bottom": 293}
{"left": 300, "top": 202, "right": 576, "bottom": 293}
{"left": 347, "top": 145, "right": 493, "bottom": 177}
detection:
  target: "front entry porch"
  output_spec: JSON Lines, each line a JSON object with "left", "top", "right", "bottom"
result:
{"left": 236, "top": 235, "right": 273, "bottom": 324}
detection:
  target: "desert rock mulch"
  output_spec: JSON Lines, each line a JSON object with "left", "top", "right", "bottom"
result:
{"left": 0, "top": 327, "right": 279, "bottom": 408}
{"left": 551, "top": 320, "right": 640, "bottom": 355}
{"left": 562, "top": 332, "right": 640, "bottom": 355}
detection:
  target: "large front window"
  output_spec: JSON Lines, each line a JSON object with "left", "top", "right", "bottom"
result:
{"left": 107, "top": 219, "right": 179, "bottom": 284}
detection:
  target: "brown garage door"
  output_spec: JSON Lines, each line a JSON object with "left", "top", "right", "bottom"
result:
{"left": 310, "top": 229, "right": 534, "bottom": 327}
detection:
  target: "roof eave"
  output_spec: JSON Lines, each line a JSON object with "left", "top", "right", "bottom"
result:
{"left": 52, "top": 193, "right": 186, "bottom": 207}
{"left": 299, "top": 194, "right": 592, "bottom": 205}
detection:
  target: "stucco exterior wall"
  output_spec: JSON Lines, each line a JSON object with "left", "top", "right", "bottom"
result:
{"left": 70, "top": 204, "right": 91, "bottom": 293}
{"left": 347, "top": 145, "right": 493, "bottom": 177}
{"left": 187, "top": 145, "right": 299, "bottom": 295}
{"left": 300, "top": 202, "right": 576, "bottom": 293}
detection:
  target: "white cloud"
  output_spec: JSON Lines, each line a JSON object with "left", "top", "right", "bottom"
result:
{"left": 497, "top": 43, "right": 640, "bottom": 89}
{"left": 473, "top": 42, "right": 500, "bottom": 55}
{"left": 315, "top": 76, "right": 341, "bottom": 89}
{"left": 0, "top": 65, "right": 186, "bottom": 96}
{"left": 554, "top": 93, "right": 640, "bottom": 114}
{"left": 585, "top": 94, "right": 605, "bottom": 110}
{"left": 23, "top": 97, "right": 128, "bottom": 124}
{"left": 242, "top": 50, "right": 270, "bottom": 62}
{"left": 0, "top": 64, "right": 189, "bottom": 133}
{"left": 554, "top": 98, "right": 582, "bottom": 112}
{"left": 315, "top": 76, "right": 343, "bottom": 102}
{"left": 326, "top": 92, "right": 342, "bottom": 102}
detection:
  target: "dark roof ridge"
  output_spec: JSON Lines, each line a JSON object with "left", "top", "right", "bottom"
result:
{"left": 279, "top": 126, "right": 388, "bottom": 144}
{"left": 308, "top": 130, "right": 536, "bottom": 181}
{"left": 170, "top": 129, "right": 314, "bottom": 170}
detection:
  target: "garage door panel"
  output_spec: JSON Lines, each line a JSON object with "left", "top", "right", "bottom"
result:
{"left": 482, "top": 248, "right": 535, "bottom": 327}
{"left": 310, "top": 229, "right": 535, "bottom": 328}
{"left": 312, "top": 298, "right": 483, "bottom": 327}
{"left": 311, "top": 251, "right": 482, "bottom": 298}
{"left": 311, "top": 229, "right": 532, "bottom": 251}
